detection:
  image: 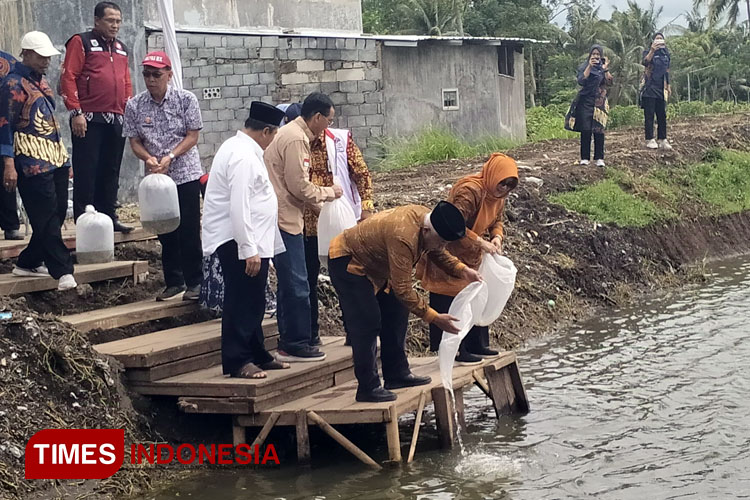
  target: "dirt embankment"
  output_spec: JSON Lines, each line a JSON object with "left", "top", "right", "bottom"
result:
{"left": 1, "top": 113, "right": 750, "bottom": 499}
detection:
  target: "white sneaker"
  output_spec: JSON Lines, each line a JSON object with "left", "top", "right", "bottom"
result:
{"left": 580, "top": 159, "right": 590, "bottom": 166}
{"left": 12, "top": 265, "right": 51, "bottom": 277}
{"left": 595, "top": 159, "right": 606, "bottom": 167}
{"left": 658, "top": 139, "right": 673, "bottom": 151}
{"left": 645, "top": 139, "right": 658, "bottom": 149}
{"left": 57, "top": 274, "right": 77, "bottom": 291}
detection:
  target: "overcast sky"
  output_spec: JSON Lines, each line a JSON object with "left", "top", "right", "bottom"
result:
{"left": 587, "top": 0, "right": 748, "bottom": 28}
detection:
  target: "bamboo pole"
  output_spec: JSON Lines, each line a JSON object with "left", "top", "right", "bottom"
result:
{"left": 307, "top": 411, "right": 382, "bottom": 469}
{"left": 386, "top": 404, "right": 402, "bottom": 462}
{"left": 407, "top": 391, "right": 428, "bottom": 463}
{"left": 251, "top": 412, "right": 281, "bottom": 448}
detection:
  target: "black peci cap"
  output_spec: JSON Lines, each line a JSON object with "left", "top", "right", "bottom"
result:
{"left": 248, "top": 101, "right": 286, "bottom": 127}
{"left": 430, "top": 201, "right": 466, "bottom": 241}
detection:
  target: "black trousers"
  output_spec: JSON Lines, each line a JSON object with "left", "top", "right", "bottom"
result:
{"left": 217, "top": 240, "right": 274, "bottom": 376}
{"left": 0, "top": 187, "right": 19, "bottom": 231}
{"left": 329, "top": 256, "right": 411, "bottom": 393}
{"left": 643, "top": 97, "right": 667, "bottom": 140}
{"left": 428, "top": 292, "right": 490, "bottom": 354}
{"left": 303, "top": 235, "right": 320, "bottom": 342}
{"left": 580, "top": 131, "right": 605, "bottom": 161}
{"left": 71, "top": 121, "right": 125, "bottom": 221}
{"left": 16, "top": 167, "right": 73, "bottom": 279}
{"left": 157, "top": 180, "right": 202, "bottom": 288}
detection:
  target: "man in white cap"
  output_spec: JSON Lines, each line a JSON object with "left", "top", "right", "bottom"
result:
{"left": 0, "top": 31, "right": 76, "bottom": 290}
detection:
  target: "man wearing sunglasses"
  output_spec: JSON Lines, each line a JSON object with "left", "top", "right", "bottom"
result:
{"left": 123, "top": 51, "right": 204, "bottom": 302}
{"left": 264, "top": 92, "right": 344, "bottom": 362}
{"left": 61, "top": 1, "right": 133, "bottom": 233}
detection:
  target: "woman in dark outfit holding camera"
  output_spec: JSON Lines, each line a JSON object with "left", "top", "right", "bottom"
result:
{"left": 567, "top": 45, "right": 613, "bottom": 168}
{"left": 641, "top": 33, "right": 672, "bottom": 151}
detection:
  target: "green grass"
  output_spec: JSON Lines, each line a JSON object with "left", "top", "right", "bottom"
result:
{"left": 550, "top": 149, "right": 750, "bottom": 227}
{"left": 549, "top": 179, "right": 669, "bottom": 227}
{"left": 526, "top": 101, "right": 750, "bottom": 143}
{"left": 686, "top": 150, "right": 750, "bottom": 215}
{"left": 373, "top": 101, "right": 749, "bottom": 175}
{"left": 375, "top": 128, "right": 519, "bottom": 171}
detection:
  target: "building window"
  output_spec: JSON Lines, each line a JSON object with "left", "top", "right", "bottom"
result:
{"left": 497, "top": 46, "right": 515, "bottom": 77}
{"left": 442, "top": 88, "right": 459, "bottom": 110}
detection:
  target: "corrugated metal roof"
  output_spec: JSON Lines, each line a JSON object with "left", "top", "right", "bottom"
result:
{"left": 144, "top": 23, "right": 547, "bottom": 44}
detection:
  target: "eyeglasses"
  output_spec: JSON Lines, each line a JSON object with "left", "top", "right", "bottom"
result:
{"left": 142, "top": 70, "right": 164, "bottom": 79}
{"left": 319, "top": 113, "right": 334, "bottom": 126}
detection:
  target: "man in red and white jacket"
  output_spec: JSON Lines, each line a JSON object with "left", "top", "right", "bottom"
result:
{"left": 60, "top": 1, "right": 133, "bottom": 232}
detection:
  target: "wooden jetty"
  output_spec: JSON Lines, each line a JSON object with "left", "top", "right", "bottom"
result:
{"left": 0, "top": 260, "right": 148, "bottom": 295}
{"left": 0, "top": 224, "right": 154, "bottom": 259}
{"left": 61, "top": 298, "right": 201, "bottom": 333}
{"left": 95, "top": 322, "right": 529, "bottom": 467}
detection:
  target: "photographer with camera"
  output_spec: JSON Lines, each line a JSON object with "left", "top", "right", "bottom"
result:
{"left": 641, "top": 33, "right": 672, "bottom": 151}
{"left": 565, "top": 45, "right": 613, "bottom": 168}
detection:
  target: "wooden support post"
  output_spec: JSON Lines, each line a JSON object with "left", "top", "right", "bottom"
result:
{"left": 232, "top": 419, "right": 246, "bottom": 447}
{"left": 251, "top": 412, "right": 281, "bottom": 448}
{"left": 385, "top": 404, "right": 402, "bottom": 463}
{"left": 484, "top": 363, "right": 522, "bottom": 417}
{"left": 407, "top": 391, "right": 427, "bottom": 463}
{"left": 473, "top": 369, "right": 492, "bottom": 399}
{"left": 295, "top": 409, "right": 311, "bottom": 464}
{"left": 307, "top": 411, "right": 382, "bottom": 469}
{"left": 431, "top": 387, "right": 455, "bottom": 448}
{"left": 454, "top": 387, "right": 467, "bottom": 433}
{"left": 507, "top": 360, "right": 530, "bottom": 413}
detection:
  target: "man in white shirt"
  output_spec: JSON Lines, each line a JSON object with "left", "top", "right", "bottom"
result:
{"left": 202, "top": 101, "right": 290, "bottom": 379}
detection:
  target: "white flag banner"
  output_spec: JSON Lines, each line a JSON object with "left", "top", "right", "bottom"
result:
{"left": 157, "top": 0, "right": 183, "bottom": 89}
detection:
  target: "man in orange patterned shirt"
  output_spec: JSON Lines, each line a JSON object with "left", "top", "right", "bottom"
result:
{"left": 304, "top": 127, "right": 374, "bottom": 345}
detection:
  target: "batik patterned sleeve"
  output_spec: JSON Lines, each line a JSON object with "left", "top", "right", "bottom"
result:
{"left": 0, "top": 78, "right": 23, "bottom": 158}
{"left": 122, "top": 99, "right": 139, "bottom": 138}
{"left": 345, "top": 133, "right": 374, "bottom": 212}
{"left": 182, "top": 91, "right": 203, "bottom": 131}
{"left": 386, "top": 236, "right": 436, "bottom": 322}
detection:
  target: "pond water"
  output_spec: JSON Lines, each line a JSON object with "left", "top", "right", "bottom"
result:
{"left": 144, "top": 257, "right": 750, "bottom": 499}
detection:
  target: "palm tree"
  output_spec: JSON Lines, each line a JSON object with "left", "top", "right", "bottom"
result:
{"left": 694, "top": 0, "right": 750, "bottom": 30}
{"left": 601, "top": 0, "right": 664, "bottom": 104}
{"left": 397, "top": 0, "right": 460, "bottom": 35}
{"left": 683, "top": 6, "right": 708, "bottom": 33}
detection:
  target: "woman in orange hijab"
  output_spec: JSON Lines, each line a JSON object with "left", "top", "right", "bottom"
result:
{"left": 417, "top": 153, "right": 519, "bottom": 364}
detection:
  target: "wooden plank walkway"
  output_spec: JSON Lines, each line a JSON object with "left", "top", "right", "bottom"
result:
{"left": 233, "top": 355, "right": 510, "bottom": 426}
{"left": 130, "top": 337, "right": 348, "bottom": 411}
{"left": 0, "top": 225, "right": 154, "bottom": 259}
{"left": 62, "top": 299, "right": 201, "bottom": 333}
{"left": 0, "top": 260, "right": 148, "bottom": 295}
{"left": 226, "top": 353, "right": 529, "bottom": 465}
{"left": 94, "top": 318, "right": 280, "bottom": 382}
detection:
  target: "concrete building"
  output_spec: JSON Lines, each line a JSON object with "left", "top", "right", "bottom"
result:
{"left": 1, "top": 0, "right": 537, "bottom": 199}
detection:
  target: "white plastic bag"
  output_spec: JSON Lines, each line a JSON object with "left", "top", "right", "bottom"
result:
{"left": 317, "top": 197, "right": 357, "bottom": 265}
{"left": 475, "top": 254, "right": 517, "bottom": 326}
{"left": 138, "top": 173, "right": 180, "bottom": 235}
{"left": 438, "top": 280, "right": 488, "bottom": 391}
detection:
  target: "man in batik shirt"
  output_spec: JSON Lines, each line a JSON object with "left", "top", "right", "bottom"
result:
{"left": 304, "top": 129, "right": 374, "bottom": 345}
{"left": 0, "top": 32, "right": 76, "bottom": 290}
{"left": 123, "top": 51, "right": 203, "bottom": 302}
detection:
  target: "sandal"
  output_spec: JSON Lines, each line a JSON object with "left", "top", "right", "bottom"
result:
{"left": 237, "top": 362, "right": 267, "bottom": 379}
{"left": 260, "top": 360, "right": 291, "bottom": 370}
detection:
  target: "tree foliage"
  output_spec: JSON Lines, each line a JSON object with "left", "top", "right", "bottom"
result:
{"left": 362, "top": 0, "right": 750, "bottom": 106}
